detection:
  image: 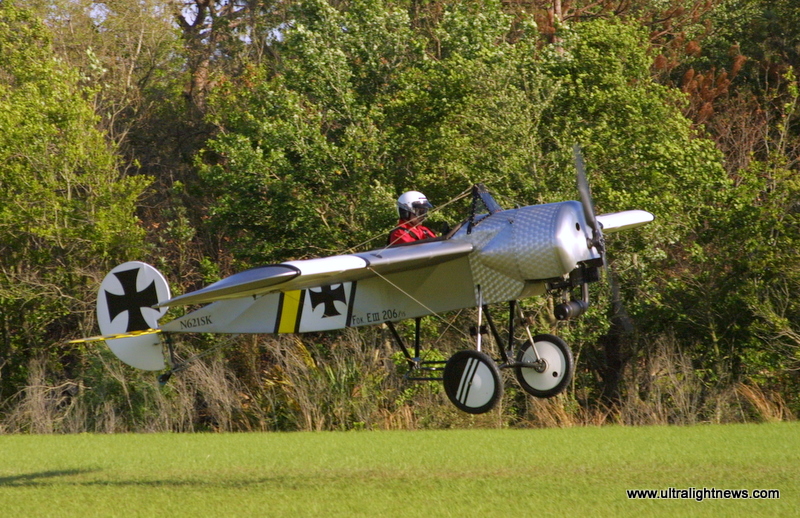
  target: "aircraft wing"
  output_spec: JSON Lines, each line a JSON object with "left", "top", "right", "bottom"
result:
{"left": 158, "top": 239, "right": 474, "bottom": 307}
{"left": 596, "top": 210, "right": 654, "bottom": 233}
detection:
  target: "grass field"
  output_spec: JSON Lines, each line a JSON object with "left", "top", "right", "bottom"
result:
{"left": 0, "top": 422, "right": 797, "bottom": 517}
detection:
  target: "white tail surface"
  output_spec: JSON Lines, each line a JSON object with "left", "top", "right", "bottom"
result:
{"left": 97, "top": 261, "right": 170, "bottom": 370}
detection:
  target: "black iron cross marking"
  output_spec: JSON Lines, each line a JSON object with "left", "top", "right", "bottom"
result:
{"left": 105, "top": 268, "right": 159, "bottom": 332}
{"left": 308, "top": 284, "right": 346, "bottom": 318}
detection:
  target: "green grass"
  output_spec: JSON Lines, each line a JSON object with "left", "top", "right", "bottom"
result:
{"left": 0, "top": 423, "right": 797, "bottom": 517}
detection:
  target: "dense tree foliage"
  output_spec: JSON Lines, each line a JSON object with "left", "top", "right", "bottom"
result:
{"left": 0, "top": 3, "right": 150, "bottom": 401}
{"left": 2, "top": 0, "right": 799, "bottom": 431}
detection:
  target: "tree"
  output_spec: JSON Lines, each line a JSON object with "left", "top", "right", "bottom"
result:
{"left": 0, "top": 4, "right": 149, "bottom": 400}
{"left": 198, "top": 0, "right": 424, "bottom": 262}
{"left": 198, "top": 1, "right": 734, "bottom": 409}
{"left": 528, "top": 18, "right": 732, "bottom": 405}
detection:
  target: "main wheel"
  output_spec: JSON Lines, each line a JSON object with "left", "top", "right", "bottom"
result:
{"left": 443, "top": 350, "right": 503, "bottom": 414}
{"left": 514, "top": 334, "right": 573, "bottom": 398}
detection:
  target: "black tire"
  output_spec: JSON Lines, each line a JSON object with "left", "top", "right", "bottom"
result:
{"left": 443, "top": 350, "right": 503, "bottom": 414}
{"left": 514, "top": 334, "right": 573, "bottom": 398}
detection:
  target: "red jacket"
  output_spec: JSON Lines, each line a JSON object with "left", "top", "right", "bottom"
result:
{"left": 389, "top": 220, "right": 436, "bottom": 245}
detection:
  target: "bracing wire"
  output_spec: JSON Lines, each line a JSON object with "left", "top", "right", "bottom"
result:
{"left": 366, "top": 266, "right": 472, "bottom": 341}
{"left": 342, "top": 187, "right": 473, "bottom": 255}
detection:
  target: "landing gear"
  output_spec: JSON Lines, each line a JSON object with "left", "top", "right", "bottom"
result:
{"left": 157, "top": 333, "right": 186, "bottom": 386}
{"left": 514, "top": 334, "right": 573, "bottom": 398}
{"left": 388, "top": 301, "right": 576, "bottom": 415}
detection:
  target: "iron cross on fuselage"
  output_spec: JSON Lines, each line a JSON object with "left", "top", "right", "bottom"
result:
{"left": 308, "top": 284, "right": 346, "bottom": 318}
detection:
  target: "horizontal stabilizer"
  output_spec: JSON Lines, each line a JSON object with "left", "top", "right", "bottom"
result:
{"left": 596, "top": 210, "right": 654, "bottom": 233}
{"left": 68, "top": 328, "right": 161, "bottom": 344}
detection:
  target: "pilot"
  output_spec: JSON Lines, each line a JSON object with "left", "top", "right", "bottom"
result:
{"left": 388, "top": 191, "right": 437, "bottom": 245}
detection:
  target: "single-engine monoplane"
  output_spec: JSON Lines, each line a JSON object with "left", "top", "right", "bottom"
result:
{"left": 74, "top": 146, "right": 653, "bottom": 414}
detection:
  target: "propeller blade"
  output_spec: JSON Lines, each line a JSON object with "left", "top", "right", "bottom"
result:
{"left": 573, "top": 144, "right": 606, "bottom": 258}
{"left": 573, "top": 144, "right": 599, "bottom": 233}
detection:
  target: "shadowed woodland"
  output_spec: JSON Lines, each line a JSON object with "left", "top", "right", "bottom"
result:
{"left": 1, "top": 0, "right": 799, "bottom": 432}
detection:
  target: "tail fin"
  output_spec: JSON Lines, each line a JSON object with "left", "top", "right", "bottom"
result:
{"left": 96, "top": 261, "right": 171, "bottom": 370}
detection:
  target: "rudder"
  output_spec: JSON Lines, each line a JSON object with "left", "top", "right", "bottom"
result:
{"left": 97, "top": 261, "right": 171, "bottom": 370}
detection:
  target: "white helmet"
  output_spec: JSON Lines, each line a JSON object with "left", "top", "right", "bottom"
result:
{"left": 397, "top": 191, "right": 432, "bottom": 221}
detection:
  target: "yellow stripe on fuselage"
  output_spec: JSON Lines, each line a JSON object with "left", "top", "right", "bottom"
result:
{"left": 278, "top": 290, "right": 303, "bottom": 333}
